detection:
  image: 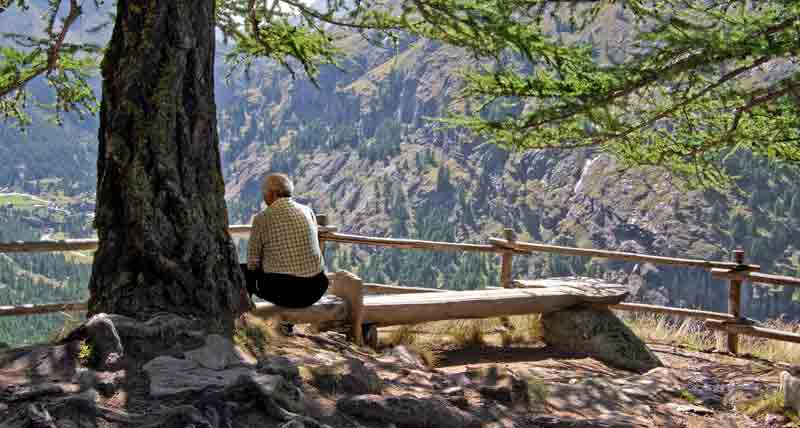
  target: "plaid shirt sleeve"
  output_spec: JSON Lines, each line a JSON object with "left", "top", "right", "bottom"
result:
{"left": 247, "top": 213, "right": 264, "bottom": 271}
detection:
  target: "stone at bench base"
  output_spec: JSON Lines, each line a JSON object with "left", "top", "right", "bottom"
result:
{"left": 542, "top": 306, "right": 662, "bottom": 373}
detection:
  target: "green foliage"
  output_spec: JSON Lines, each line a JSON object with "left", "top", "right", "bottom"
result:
{"left": 0, "top": 0, "right": 102, "bottom": 125}
{"left": 77, "top": 339, "right": 93, "bottom": 365}
{"left": 4, "top": 0, "right": 800, "bottom": 186}
{"left": 358, "top": 118, "right": 402, "bottom": 161}
{"left": 408, "top": 0, "right": 800, "bottom": 187}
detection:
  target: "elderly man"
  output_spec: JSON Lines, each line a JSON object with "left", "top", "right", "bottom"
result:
{"left": 241, "top": 173, "right": 328, "bottom": 317}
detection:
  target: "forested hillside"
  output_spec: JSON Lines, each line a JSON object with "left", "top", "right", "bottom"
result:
{"left": 219, "top": 29, "right": 800, "bottom": 321}
{"left": 2, "top": 2, "right": 800, "bottom": 347}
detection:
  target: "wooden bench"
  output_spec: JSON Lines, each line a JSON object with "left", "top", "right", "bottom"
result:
{"left": 253, "top": 272, "right": 629, "bottom": 347}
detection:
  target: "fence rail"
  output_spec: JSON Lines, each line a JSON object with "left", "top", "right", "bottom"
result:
{"left": 2, "top": 222, "right": 800, "bottom": 352}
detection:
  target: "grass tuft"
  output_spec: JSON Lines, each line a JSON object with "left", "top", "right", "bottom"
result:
{"left": 736, "top": 391, "right": 786, "bottom": 418}
{"left": 234, "top": 313, "right": 279, "bottom": 359}
{"left": 447, "top": 320, "right": 486, "bottom": 347}
{"left": 622, "top": 312, "right": 800, "bottom": 364}
{"left": 385, "top": 324, "right": 418, "bottom": 347}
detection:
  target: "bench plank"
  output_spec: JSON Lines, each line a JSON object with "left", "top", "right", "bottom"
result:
{"left": 252, "top": 278, "right": 629, "bottom": 328}
{"left": 362, "top": 284, "right": 628, "bottom": 326}
{"left": 252, "top": 295, "right": 348, "bottom": 324}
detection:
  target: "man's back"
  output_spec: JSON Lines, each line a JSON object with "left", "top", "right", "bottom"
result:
{"left": 247, "top": 198, "right": 324, "bottom": 277}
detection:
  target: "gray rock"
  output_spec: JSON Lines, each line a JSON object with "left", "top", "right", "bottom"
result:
{"left": 308, "top": 359, "right": 382, "bottom": 395}
{"left": 665, "top": 403, "right": 714, "bottom": 415}
{"left": 441, "top": 386, "right": 464, "bottom": 396}
{"left": 384, "top": 345, "right": 426, "bottom": 370}
{"left": 142, "top": 355, "right": 256, "bottom": 397}
{"left": 723, "top": 382, "right": 766, "bottom": 409}
{"left": 781, "top": 371, "right": 800, "bottom": 412}
{"left": 337, "top": 394, "right": 481, "bottom": 428}
{"left": 184, "top": 334, "right": 254, "bottom": 370}
{"left": 527, "top": 415, "right": 640, "bottom": 428}
{"left": 259, "top": 356, "right": 300, "bottom": 382}
{"left": 1, "top": 383, "right": 67, "bottom": 402}
{"left": 542, "top": 307, "right": 662, "bottom": 373}
{"left": 27, "top": 403, "right": 58, "bottom": 428}
{"left": 142, "top": 333, "right": 265, "bottom": 397}
{"left": 74, "top": 368, "right": 119, "bottom": 397}
{"left": 73, "top": 313, "right": 124, "bottom": 369}
{"left": 446, "top": 373, "right": 471, "bottom": 386}
{"left": 0, "top": 341, "right": 80, "bottom": 385}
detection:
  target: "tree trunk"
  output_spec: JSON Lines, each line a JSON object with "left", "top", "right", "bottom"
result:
{"left": 89, "top": 0, "right": 245, "bottom": 334}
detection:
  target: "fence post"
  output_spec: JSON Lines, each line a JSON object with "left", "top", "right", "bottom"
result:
{"left": 317, "top": 214, "right": 329, "bottom": 254}
{"left": 500, "top": 228, "right": 515, "bottom": 329}
{"left": 727, "top": 248, "right": 745, "bottom": 354}
{"left": 500, "top": 228, "right": 516, "bottom": 288}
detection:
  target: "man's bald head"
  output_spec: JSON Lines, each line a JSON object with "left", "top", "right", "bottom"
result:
{"left": 262, "top": 174, "right": 294, "bottom": 205}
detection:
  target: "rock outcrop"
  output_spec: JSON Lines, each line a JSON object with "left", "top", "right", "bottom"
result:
{"left": 542, "top": 306, "right": 663, "bottom": 373}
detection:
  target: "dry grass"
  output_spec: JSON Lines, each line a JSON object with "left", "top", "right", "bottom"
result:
{"left": 447, "top": 319, "right": 488, "bottom": 347}
{"left": 738, "top": 390, "right": 786, "bottom": 417}
{"left": 234, "top": 313, "right": 280, "bottom": 359}
{"left": 621, "top": 312, "right": 717, "bottom": 351}
{"left": 738, "top": 389, "right": 800, "bottom": 424}
{"left": 380, "top": 324, "right": 440, "bottom": 369}
{"left": 739, "top": 319, "right": 800, "bottom": 365}
{"left": 622, "top": 312, "right": 800, "bottom": 364}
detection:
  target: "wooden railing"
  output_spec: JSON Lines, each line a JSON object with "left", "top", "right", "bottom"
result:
{"left": 2, "top": 220, "right": 800, "bottom": 353}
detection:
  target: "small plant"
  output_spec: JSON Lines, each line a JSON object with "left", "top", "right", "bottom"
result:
{"left": 678, "top": 389, "right": 698, "bottom": 404}
{"left": 78, "top": 340, "right": 93, "bottom": 365}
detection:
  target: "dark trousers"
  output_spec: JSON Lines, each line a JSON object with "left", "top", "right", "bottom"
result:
{"left": 240, "top": 264, "right": 328, "bottom": 309}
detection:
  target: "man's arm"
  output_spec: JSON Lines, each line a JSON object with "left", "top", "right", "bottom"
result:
{"left": 247, "top": 214, "right": 264, "bottom": 271}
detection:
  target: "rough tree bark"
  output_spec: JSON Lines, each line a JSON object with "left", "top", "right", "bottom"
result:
{"left": 88, "top": 0, "right": 245, "bottom": 334}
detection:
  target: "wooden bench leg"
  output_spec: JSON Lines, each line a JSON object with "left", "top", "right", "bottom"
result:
{"left": 328, "top": 271, "right": 366, "bottom": 346}
{"left": 362, "top": 324, "right": 378, "bottom": 349}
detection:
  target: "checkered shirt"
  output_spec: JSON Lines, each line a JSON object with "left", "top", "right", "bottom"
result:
{"left": 247, "top": 198, "right": 324, "bottom": 277}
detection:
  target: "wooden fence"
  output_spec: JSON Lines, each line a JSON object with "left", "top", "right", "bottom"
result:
{"left": 2, "top": 219, "right": 800, "bottom": 354}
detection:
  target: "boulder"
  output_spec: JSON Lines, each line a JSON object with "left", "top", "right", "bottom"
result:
{"left": 382, "top": 345, "right": 426, "bottom": 370}
{"left": 184, "top": 334, "right": 255, "bottom": 370}
{"left": 466, "top": 366, "right": 529, "bottom": 405}
{"left": 526, "top": 415, "right": 640, "bottom": 428}
{"left": 259, "top": 356, "right": 301, "bottom": 384}
{"left": 723, "top": 381, "right": 768, "bottom": 409}
{"left": 781, "top": 371, "right": 800, "bottom": 412}
{"left": 305, "top": 359, "right": 382, "bottom": 395}
{"left": 142, "top": 355, "right": 255, "bottom": 397}
{"left": 542, "top": 306, "right": 662, "bottom": 373}
{"left": 337, "top": 394, "right": 481, "bottom": 428}
{"left": 142, "top": 334, "right": 258, "bottom": 397}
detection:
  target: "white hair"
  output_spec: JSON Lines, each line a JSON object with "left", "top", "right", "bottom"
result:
{"left": 263, "top": 173, "right": 294, "bottom": 197}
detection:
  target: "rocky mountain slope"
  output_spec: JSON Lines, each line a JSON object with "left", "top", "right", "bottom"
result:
{"left": 217, "top": 28, "right": 800, "bottom": 320}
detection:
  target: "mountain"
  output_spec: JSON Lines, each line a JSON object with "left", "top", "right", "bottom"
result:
{"left": 216, "top": 28, "right": 800, "bottom": 320}
{"left": 1, "top": 3, "right": 800, "bottom": 347}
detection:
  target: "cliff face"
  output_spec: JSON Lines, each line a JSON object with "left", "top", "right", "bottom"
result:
{"left": 218, "top": 32, "right": 800, "bottom": 320}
